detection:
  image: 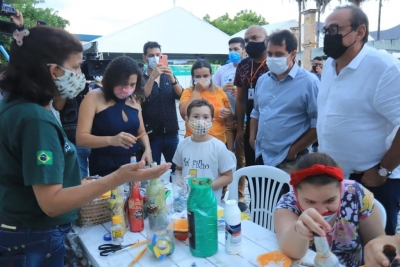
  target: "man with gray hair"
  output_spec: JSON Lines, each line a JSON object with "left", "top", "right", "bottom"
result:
{"left": 317, "top": 5, "right": 400, "bottom": 235}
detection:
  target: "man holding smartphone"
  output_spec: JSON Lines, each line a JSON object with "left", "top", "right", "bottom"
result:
{"left": 310, "top": 56, "right": 323, "bottom": 81}
{"left": 142, "top": 41, "right": 183, "bottom": 172}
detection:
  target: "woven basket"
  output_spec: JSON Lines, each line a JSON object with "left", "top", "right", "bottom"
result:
{"left": 76, "top": 197, "right": 111, "bottom": 227}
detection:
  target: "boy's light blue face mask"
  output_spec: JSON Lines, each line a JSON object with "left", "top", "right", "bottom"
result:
{"left": 229, "top": 51, "right": 241, "bottom": 64}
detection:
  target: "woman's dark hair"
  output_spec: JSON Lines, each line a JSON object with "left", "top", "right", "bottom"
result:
{"left": 101, "top": 56, "right": 144, "bottom": 103}
{"left": 190, "top": 59, "right": 215, "bottom": 91}
{"left": 0, "top": 26, "right": 83, "bottom": 106}
{"left": 293, "top": 153, "right": 341, "bottom": 189}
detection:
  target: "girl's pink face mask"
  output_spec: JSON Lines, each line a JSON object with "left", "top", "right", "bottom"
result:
{"left": 113, "top": 85, "right": 135, "bottom": 99}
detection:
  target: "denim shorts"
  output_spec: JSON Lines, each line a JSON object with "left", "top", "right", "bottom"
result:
{"left": 0, "top": 223, "right": 71, "bottom": 267}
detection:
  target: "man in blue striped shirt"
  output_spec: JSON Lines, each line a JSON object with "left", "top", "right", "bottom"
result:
{"left": 249, "top": 30, "right": 320, "bottom": 169}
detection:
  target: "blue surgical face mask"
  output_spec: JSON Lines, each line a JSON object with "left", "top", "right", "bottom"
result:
{"left": 228, "top": 51, "right": 241, "bottom": 64}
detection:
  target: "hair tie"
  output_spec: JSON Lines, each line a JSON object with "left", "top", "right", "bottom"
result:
{"left": 13, "top": 28, "right": 30, "bottom": 47}
{"left": 290, "top": 164, "right": 344, "bottom": 186}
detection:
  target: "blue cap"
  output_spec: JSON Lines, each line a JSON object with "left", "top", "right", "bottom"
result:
{"left": 103, "top": 233, "right": 112, "bottom": 241}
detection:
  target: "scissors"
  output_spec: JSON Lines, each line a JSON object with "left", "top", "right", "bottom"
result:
{"left": 98, "top": 240, "right": 146, "bottom": 256}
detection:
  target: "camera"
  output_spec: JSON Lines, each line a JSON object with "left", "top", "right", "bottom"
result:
{"left": 0, "top": 0, "right": 16, "bottom": 17}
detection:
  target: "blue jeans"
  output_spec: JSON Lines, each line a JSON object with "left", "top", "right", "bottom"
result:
{"left": 150, "top": 133, "right": 179, "bottom": 173}
{"left": 75, "top": 146, "right": 91, "bottom": 178}
{"left": 0, "top": 223, "right": 71, "bottom": 267}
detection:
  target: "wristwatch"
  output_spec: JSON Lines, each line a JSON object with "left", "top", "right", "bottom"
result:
{"left": 171, "top": 79, "right": 178, "bottom": 85}
{"left": 377, "top": 164, "right": 392, "bottom": 177}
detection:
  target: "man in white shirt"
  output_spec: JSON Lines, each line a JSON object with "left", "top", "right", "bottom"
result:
{"left": 213, "top": 37, "right": 247, "bottom": 211}
{"left": 317, "top": 5, "right": 400, "bottom": 235}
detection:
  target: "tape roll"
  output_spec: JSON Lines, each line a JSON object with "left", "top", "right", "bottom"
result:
{"left": 156, "top": 240, "right": 171, "bottom": 255}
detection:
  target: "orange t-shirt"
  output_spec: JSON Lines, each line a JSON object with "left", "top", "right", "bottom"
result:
{"left": 180, "top": 87, "right": 231, "bottom": 143}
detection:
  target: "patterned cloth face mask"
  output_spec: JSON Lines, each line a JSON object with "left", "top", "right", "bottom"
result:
{"left": 188, "top": 120, "right": 213, "bottom": 135}
{"left": 113, "top": 86, "right": 136, "bottom": 99}
{"left": 48, "top": 64, "right": 86, "bottom": 99}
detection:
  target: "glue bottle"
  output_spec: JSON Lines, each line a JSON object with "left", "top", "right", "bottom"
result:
{"left": 224, "top": 199, "right": 242, "bottom": 254}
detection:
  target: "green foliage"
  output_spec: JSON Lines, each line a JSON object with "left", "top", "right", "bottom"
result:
{"left": 203, "top": 10, "right": 268, "bottom": 36}
{"left": 0, "top": 0, "right": 69, "bottom": 63}
{"left": 13, "top": 0, "right": 69, "bottom": 28}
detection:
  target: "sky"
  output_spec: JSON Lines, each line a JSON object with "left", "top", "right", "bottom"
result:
{"left": 38, "top": 0, "right": 400, "bottom": 36}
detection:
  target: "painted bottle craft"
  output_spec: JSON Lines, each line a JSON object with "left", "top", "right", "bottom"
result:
{"left": 187, "top": 177, "right": 218, "bottom": 258}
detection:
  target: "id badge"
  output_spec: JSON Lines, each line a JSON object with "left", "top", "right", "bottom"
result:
{"left": 248, "top": 88, "right": 255, "bottom": 100}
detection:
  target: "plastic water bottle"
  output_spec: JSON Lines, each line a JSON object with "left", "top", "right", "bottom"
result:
{"left": 224, "top": 199, "right": 242, "bottom": 254}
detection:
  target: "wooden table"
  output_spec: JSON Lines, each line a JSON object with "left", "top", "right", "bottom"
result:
{"left": 73, "top": 217, "right": 316, "bottom": 267}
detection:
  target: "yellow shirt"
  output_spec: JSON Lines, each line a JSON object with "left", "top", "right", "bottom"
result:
{"left": 180, "top": 87, "right": 231, "bottom": 143}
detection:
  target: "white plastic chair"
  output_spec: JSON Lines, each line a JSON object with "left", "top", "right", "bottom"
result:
{"left": 374, "top": 199, "right": 387, "bottom": 229}
{"left": 221, "top": 151, "right": 237, "bottom": 206}
{"left": 231, "top": 165, "right": 290, "bottom": 231}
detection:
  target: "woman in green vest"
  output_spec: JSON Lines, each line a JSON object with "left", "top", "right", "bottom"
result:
{"left": 0, "top": 10, "right": 171, "bottom": 267}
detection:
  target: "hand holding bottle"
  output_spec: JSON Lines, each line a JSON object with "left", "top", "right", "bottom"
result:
{"left": 294, "top": 208, "right": 331, "bottom": 240}
{"left": 365, "top": 236, "right": 400, "bottom": 267}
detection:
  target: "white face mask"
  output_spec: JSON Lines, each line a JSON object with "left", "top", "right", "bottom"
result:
{"left": 147, "top": 56, "right": 159, "bottom": 69}
{"left": 193, "top": 77, "right": 211, "bottom": 87}
{"left": 93, "top": 76, "right": 103, "bottom": 82}
{"left": 267, "top": 56, "right": 289, "bottom": 75}
{"left": 48, "top": 64, "right": 86, "bottom": 99}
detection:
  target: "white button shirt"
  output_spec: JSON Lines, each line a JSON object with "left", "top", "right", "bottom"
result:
{"left": 317, "top": 45, "right": 400, "bottom": 178}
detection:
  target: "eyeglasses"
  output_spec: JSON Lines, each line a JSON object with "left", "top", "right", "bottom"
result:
{"left": 321, "top": 24, "right": 357, "bottom": 36}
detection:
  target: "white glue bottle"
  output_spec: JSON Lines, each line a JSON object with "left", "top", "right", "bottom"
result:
{"left": 224, "top": 199, "right": 242, "bottom": 254}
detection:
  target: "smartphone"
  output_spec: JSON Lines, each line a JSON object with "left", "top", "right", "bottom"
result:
{"left": 159, "top": 55, "right": 168, "bottom": 66}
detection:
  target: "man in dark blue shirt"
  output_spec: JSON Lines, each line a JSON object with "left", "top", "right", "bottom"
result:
{"left": 142, "top": 41, "right": 183, "bottom": 172}
{"left": 310, "top": 56, "right": 323, "bottom": 81}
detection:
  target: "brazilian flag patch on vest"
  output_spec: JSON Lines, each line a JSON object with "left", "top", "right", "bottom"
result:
{"left": 37, "top": 151, "right": 53, "bottom": 165}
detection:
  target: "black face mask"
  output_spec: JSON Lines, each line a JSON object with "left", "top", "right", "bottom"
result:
{"left": 323, "top": 31, "right": 355, "bottom": 59}
{"left": 245, "top": 41, "right": 266, "bottom": 59}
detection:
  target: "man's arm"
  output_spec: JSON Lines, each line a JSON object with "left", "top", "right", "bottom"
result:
{"left": 375, "top": 64, "right": 400, "bottom": 172}
{"left": 287, "top": 79, "right": 319, "bottom": 158}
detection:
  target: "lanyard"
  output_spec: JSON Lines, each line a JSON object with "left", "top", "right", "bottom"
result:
{"left": 250, "top": 59, "right": 266, "bottom": 88}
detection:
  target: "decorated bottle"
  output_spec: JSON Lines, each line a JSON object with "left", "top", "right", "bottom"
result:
{"left": 129, "top": 182, "right": 144, "bottom": 232}
{"left": 187, "top": 177, "right": 218, "bottom": 258}
{"left": 383, "top": 244, "right": 400, "bottom": 267}
{"left": 145, "top": 162, "right": 167, "bottom": 230}
{"left": 313, "top": 232, "right": 343, "bottom": 267}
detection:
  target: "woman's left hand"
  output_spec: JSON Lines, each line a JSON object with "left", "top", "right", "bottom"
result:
{"left": 219, "top": 107, "right": 231, "bottom": 119}
{"left": 141, "top": 149, "right": 153, "bottom": 165}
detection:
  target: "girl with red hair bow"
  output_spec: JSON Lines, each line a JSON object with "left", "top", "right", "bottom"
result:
{"left": 274, "top": 153, "right": 384, "bottom": 267}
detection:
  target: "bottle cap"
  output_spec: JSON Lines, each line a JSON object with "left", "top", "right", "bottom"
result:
{"left": 103, "top": 233, "right": 112, "bottom": 241}
{"left": 112, "top": 216, "right": 121, "bottom": 224}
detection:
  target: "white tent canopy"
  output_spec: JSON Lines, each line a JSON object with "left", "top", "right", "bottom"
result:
{"left": 91, "top": 7, "right": 231, "bottom": 55}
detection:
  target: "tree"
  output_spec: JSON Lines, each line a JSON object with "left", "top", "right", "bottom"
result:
{"left": 203, "top": 10, "right": 267, "bottom": 36}
{"left": 294, "top": 0, "right": 306, "bottom": 52}
{"left": 315, "top": 0, "right": 332, "bottom": 47}
{"left": 13, "top": 0, "right": 69, "bottom": 28}
{"left": 0, "top": 0, "right": 69, "bottom": 62}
